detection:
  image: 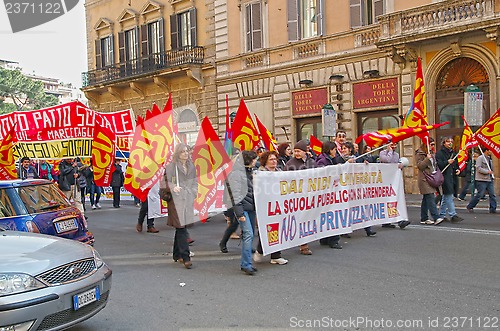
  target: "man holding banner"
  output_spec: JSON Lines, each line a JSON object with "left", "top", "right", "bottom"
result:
{"left": 466, "top": 148, "right": 496, "bottom": 214}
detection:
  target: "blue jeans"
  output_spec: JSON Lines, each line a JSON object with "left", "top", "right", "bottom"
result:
{"left": 238, "top": 211, "right": 254, "bottom": 269}
{"left": 421, "top": 193, "right": 439, "bottom": 221}
{"left": 88, "top": 183, "right": 101, "bottom": 206}
{"left": 439, "top": 194, "right": 457, "bottom": 218}
{"left": 467, "top": 181, "right": 497, "bottom": 211}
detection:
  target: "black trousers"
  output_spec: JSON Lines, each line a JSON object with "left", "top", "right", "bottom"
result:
{"left": 112, "top": 186, "right": 121, "bottom": 207}
{"left": 173, "top": 227, "right": 190, "bottom": 262}
{"left": 220, "top": 215, "right": 239, "bottom": 247}
{"left": 138, "top": 200, "right": 154, "bottom": 228}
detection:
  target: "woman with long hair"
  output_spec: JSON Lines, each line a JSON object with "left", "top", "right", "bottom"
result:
{"left": 415, "top": 138, "right": 443, "bottom": 225}
{"left": 164, "top": 143, "right": 198, "bottom": 269}
{"left": 277, "top": 143, "right": 292, "bottom": 170}
{"left": 253, "top": 150, "right": 289, "bottom": 265}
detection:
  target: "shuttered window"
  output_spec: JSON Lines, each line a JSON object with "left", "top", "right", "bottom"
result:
{"left": 245, "top": 2, "right": 262, "bottom": 51}
{"left": 100, "top": 35, "right": 114, "bottom": 67}
{"left": 170, "top": 8, "right": 197, "bottom": 50}
{"left": 350, "top": 0, "right": 384, "bottom": 28}
{"left": 288, "top": 0, "right": 323, "bottom": 42}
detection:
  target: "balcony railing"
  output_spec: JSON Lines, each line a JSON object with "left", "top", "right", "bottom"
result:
{"left": 82, "top": 46, "right": 204, "bottom": 87}
{"left": 379, "top": 0, "right": 494, "bottom": 41}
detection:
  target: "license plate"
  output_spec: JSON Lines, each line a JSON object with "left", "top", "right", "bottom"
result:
{"left": 73, "top": 287, "right": 100, "bottom": 311}
{"left": 54, "top": 218, "right": 78, "bottom": 233}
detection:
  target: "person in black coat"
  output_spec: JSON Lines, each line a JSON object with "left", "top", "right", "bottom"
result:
{"left": 110, "top": 159, "right": 125, "bottom": 208}
{"left": 435, "top": 137, "right": 463, "bottom": 223}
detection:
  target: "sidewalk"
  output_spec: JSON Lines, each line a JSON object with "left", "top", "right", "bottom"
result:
{"left": 405, "top": 194, "right": 492, "bottom": 211}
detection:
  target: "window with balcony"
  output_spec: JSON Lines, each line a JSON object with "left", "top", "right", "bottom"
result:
{"left": 170, "top": 8, "right": 197, "bottom": 49}
{"left": 287, "top": 0, "right": 324, "bottom": 42}
{"left": 350, "top": 0, "right": 384, "bottom": 28}
{"left": 95, "top": 35, "right": 114, "bottom": 69}
{"left": 118, "top": 27, "right": 139, "bottom": 74}
{"left": 245, "top": 2, "right": 263, "bottom": 52}
{"left": 140, "top": 19, "right": 164, "bottom": 68}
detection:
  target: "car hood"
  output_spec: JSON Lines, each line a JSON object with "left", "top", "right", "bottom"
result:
{"left": 0, "top": 231, "right": 94, "bottom": 275}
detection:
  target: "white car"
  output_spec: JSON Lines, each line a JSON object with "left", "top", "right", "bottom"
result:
{"left": 0, "top": 230, "right": 112, "bottom": 330}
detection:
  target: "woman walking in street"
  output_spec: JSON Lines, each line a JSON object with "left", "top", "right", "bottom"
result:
{"left": 164, "top": 143, "right": 198, "bottom": 269}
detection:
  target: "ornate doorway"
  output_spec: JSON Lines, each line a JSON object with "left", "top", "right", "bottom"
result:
{"left": 435, "top": 57, "right": 489, "bottom": 148}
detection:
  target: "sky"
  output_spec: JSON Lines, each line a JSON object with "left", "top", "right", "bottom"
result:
{"left": 0, "top": 2, "right": 87, "bottom": 88}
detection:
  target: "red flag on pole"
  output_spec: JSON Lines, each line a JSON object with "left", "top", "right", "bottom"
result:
{"left": 309, "top": 135, "right": 323, "bottom": 155}
{"left": 124, "top": 96, "right": 176, "bottom": 202}
{"left": 475, "top": 107, "right": 500, "bottom": 158}
{"left": 193, "top": 117, "right": 232, "bottom": 221}
{"left": 404, "top": 57, "right": 430, "bottom": 143}
{"left": 457, "top": 116, "right": 479, "bottom": 171}
{"left": 230, "top": 99, "right": 260, "bottom": 151}
{"left": 355, "top": 122, "right": 449, "bottom": 148}
{"left": 0, "top": 125, "right": 18, "bottom": 180}
{"left": 92, "top": 123, "right": 116, "bottom": 187}
{"left": 254, "top": 114, "right": 278, "bottom": 151}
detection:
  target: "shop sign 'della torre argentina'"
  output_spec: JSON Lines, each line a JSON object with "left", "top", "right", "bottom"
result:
{"left": 353, "top": 78, "right": 399, "bottom": 109}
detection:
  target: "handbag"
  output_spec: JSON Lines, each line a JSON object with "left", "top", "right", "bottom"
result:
{"left": 423, "top": 167, "right": 444, "bottom": 188}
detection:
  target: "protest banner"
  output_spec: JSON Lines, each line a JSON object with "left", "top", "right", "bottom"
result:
{"left": 254, "top": 163, "right": 408, "bottom": 255}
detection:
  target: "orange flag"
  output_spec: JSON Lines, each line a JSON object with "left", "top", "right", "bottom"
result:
{"left": 404, "top": 57, "right": 430, "bottom": 143}
{"left": 124, "top": 96, "right": 175, "bottom": 202}
{"left": 92, "top": 123, "right": 116, "bottom": 187}
{"left": 0, "top": 125, "right": 18, "bottom": 180}
{"left": 309, "top": 135, "right": 323, "bottom": 155}
{"left": 230, "top": 99, "right": 260, "bottom": 151}
{"left": 475, "top": 107, "right": 500, "bottom": 158}
{"left": 193, "top": 117, "right": 232, "bottom": 221}
{"left": 254, "top": 114, "right": 277, "bottom": 151}
{"left": 355, "top": 122, "right": 449, "bottom": 148}
{"left": 457, "top": 116, "right": 479, "bottom": 171}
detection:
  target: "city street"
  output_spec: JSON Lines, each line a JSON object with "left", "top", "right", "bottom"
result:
{"left": 70, "top": 199, "right": 500, "bottom": 331}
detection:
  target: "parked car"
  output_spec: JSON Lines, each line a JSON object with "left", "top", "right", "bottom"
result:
{"left": 0, "top": 179, "right": 94, "bottom": 245}
{"left": 0, "top": 230, "right": 112, "bottom": 330}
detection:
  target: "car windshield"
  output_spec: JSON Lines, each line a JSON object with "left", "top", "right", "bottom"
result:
{"left": 16, "top": 183, "right": 70, "bottom": 214}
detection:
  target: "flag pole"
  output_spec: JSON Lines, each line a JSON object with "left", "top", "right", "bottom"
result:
{"left": 353, "top": 142, "right": 392, "bottom": 162}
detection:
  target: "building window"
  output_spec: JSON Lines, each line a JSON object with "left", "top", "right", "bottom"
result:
{"left": 245, "top": 2, "right": 262, "bottom": 52}
{"left": 125, "top": 28, "right": 138, "bottom": 61}
{"left": 95, "top": 35, "right": 114, "bottom": 68}
{"left": 140, "top": 19, "right": 164, "bottom": 67}
{"left": 171, "top": 8, "right": 197, "bottom": 50}
{"left": 350, "top": 0, "right": 384, "bottom": 28}
{"left": 288, "top": 0, "right": 323, "bottom": 42}
{"left": 149, "top": 20, "right": 162, "bottom": 55}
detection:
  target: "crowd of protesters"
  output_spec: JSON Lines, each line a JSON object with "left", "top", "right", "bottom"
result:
{"left": 15, "top": 132, "right": 496, "bottom": 275}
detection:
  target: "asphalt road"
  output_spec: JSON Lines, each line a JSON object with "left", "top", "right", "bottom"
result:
{"left": 69, "top": 200, "right": 500, "bottom": 331}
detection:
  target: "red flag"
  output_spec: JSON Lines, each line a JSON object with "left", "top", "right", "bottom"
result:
{"left": 0, "top": 125, "right": 18, "bottom": 180}
{"left": 457, "top": 116, "right": 479, "bottom": 171}
{"left": 475, "top": 107, "right": 500, "bottom": 158}
{"left": 404, "top": 57, "right": 430, "bottom": 143}
{"left": 124, "top": 96, "right": 175, "bottom": 202}
{"left": 92, "top": 123, "right": 116, "bottom": 186}
{"left": 230, "top": 99, "right": 260, "bottom": 151}
{"left": 309, "top": 135, "right": 323, "bottom": 155}
{"left": 355, "top": 122, "right": 449, "bottom": 148}
{"left": 254, "top": 114, "right": 277, "bottom": 151}
{"left": 193, "top": 117, "right": 232, "bottom": 221}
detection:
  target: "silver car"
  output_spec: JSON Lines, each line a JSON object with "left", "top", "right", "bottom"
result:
{"left": 0, "top": 230, "right": 112, "bottom": 330}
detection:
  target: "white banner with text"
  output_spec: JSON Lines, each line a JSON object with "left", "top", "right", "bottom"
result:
{"left": 254, "top": 163, "right": 408, "bottom": 255}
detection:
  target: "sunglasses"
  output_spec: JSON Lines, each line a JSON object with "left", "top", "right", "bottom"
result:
{"left": 337, "top": 133, "right": 346, "bottom": 138}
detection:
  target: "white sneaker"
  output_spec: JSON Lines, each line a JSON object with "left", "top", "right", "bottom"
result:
{"left": 434, "top": 218, "right": 445, "bottom": 225}
{"left": 253, "top": 252, "right": 264, "bottom": 263}
{"left": 91, "top": 205, "right": 96, "bottom": 210}
{"left": 420, "top": 220, "right": 435, "bottom": 225}
{"left": 270, "top": 257, "right": 288, "bottom": 265}
{"left": 189, "top": 251, "right": 195, "bottom": 257}
{"left": 96, "top": 203, "right": 102, "bottom": 209}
